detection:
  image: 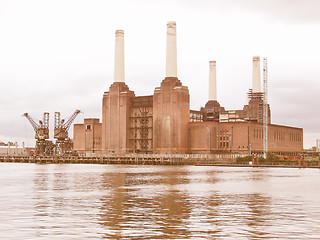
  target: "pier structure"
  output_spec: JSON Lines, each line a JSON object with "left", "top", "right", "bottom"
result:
{"left": 1, "top": 154, "right": 319, "bottom": 168}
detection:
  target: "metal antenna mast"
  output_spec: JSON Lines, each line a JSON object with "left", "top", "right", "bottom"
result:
{"left": 263, "top": 57, "right": 268, "bottom": 158}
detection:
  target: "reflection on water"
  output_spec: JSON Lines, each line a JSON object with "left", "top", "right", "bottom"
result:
{"left": 0, "top": 163, "right": 320, "bottom": 239}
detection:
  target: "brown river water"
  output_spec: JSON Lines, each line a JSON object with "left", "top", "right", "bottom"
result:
{"left": 0, "top": 163, "right": 320, "bottom": 239}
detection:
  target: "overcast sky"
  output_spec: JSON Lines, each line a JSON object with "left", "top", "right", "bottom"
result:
{"left": 0, "top": 0, "right": 319, "bottom": 148}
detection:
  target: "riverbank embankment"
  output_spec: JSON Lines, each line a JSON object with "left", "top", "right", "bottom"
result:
{"left": 0, "top": 154, "right": 319, "bottom": 168}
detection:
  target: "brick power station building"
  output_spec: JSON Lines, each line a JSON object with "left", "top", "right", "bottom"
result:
{"left": 74, "top": 22, "right": 303, "bottom": 156}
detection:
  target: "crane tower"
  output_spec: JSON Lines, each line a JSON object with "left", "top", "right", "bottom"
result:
{"left": 23, "top": 112, "right": 54, "bottom": 155}
{"left": 54, "top": 110, "right": 81, "bottom": 154}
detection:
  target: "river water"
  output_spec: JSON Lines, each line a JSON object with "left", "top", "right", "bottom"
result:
{"left": 1, "top": 163, "right": 320, "bottom": 239}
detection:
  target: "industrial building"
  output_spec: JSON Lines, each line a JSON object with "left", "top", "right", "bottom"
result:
{"left": 74, "top": 22, "right": 303, "bottom": 156}
{"left": 0, "top": 142, "right": 26, "bottom": 156}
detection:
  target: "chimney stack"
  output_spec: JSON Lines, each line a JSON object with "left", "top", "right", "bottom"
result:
{"left": 114, "top": 30, "right": 125, "bottom": 82}
{"left": 166, "top": 21, "right": 177, "bottom": 78}
{"left": 22, "top": 142, "right": 25, "bottom": 154}
{"left": 209, "top": 61, "right": 217, "bottom": 101}
{"left": 252, "top": 56, "right": 261, "bottom": 92}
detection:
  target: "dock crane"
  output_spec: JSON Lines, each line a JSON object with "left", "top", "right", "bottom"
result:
{"left": 23, "top": 112, "right": 54, "bottom": 155}
{"left": 54, "top": 109, "right": 81, "bottom": 154}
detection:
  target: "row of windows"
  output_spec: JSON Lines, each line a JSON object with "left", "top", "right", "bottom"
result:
{"left": 254, "top": 129, "right": 263, "bottom": 139}
{"left": 253, "top": 129, "right": 302, "bottom": 143}
{"left": 219, "top": 129, "right": 231, "bottom": 149}
{"left": 219, "top": 130, "right": 229, "bottom": 136}
{"left": 220, "top": 142, "right": 229, "bottom": 148}
{"left": 220, "top": 136, "right": 229, "bottom": 141}
{"left": 274, "top": 131, "right": 285, "bottom": 141}
{"left": 94, "top": 137, "right": 101, "bottom": 146}
{"left": 190, "top": 112, "right": 203, "bottom": 122}
{"left": 133, "top": 119, "right": 149, "bottom": 124}
{"left": 131, "top": 118, "right": 152, "bottom": 125}
{"left": 238, "top": 146, "right": 247, "bottom": 149}
{"left": 290, "top": 133, "right": 302, "bottom": 142}
{"left": 131, "top": 109, "right": 152, "bottom": 117}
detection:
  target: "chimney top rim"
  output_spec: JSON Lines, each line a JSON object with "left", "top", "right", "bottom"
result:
{"left": 115, "top": 30, "right": 124, "bottom": 35}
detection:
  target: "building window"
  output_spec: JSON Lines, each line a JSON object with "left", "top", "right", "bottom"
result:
{"left": 86, "top": 124, "right": 92, "bottom": 130}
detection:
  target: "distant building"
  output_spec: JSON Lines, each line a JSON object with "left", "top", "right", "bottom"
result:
{"left": 0, "top": 142, "right": 26, "bottom": 156}
{"left": 316, "top": 139, "right": 320, "bottom": 152}
{"left": 74, "top": 22, "right": 303, "bottom": 156}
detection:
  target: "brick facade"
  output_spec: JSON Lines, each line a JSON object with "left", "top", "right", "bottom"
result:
{"left": 74, "top": 84, "right": 303, "bottom": 156}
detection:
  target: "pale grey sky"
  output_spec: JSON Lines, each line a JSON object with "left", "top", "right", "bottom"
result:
{"left": 0, "top": 0, "right": 319, "bottom": 148}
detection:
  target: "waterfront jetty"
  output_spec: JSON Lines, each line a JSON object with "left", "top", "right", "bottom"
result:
{"left": 0, "top": 154, "right": 236, "bottom": 165}
{"left": 0, "top": 154, "right": 319, "bottom": 168}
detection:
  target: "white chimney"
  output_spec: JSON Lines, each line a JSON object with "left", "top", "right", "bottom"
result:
{"left": 22, "top": 142, "right": 25, "bottom": 154}
{"left": 252, "top": 56, "right": 261, "bottom": 92}
{"left": 166, "top": 21, "right": 177, "bottom": 78}
{"left": 8, "top": 142, "right": 11, "bottom": 155}
{"left": 114, "top": 30, "right": 125, "bottom": 82}
{"left": 209, "top": 61, "right": 217, "bottom": 101}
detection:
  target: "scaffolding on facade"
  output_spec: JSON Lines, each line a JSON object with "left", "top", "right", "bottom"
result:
{"left": 130, "top": 104, "right": 153, "bottom": 153}
{"left": 263, "top": 57, "right": 269, "bottom": 158}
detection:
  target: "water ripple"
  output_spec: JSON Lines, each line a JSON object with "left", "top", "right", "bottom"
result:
{"left": 0, "top": 164, "right": 320, "bottom": 239}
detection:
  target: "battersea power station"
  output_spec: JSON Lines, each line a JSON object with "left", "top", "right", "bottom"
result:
{"left": 73, "top": 22, "right": 303, "bottom": 156}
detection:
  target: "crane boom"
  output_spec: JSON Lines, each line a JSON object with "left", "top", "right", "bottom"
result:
{"left": 23, "top": 112, "right": 50, "bottom": 140}
{"left": 23, "top": 113, "right": 39, "bottom": 132}
{"left": 63, "top": 109, "right": 81, "bottom": 132}
{"left": 54, "top": 110, "right": 81, "bottom": 139}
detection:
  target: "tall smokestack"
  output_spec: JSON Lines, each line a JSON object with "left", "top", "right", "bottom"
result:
{"left": 209, "top": 61, "right": 217, "bottom": 101}
{"left": 252, "top": 56, "right": 261, "bottom": 92}
{"left": 114, "top": 30, "right": 125, "bottom": 82}
{"left": 166, "top": 21, "right": 177, "bottom": 78}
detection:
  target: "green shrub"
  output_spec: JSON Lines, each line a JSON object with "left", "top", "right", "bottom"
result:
{"left": 236, "top": 155, "right": 252, "bottom": 163}
{"left": 266, "top": 152, "right": 280, "bottom": 162}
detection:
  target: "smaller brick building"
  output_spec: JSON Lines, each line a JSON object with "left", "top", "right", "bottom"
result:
{"left": 189, "top": 121, "right": 302, "bottom": 156}
{"left": 74, "top": 119, "right": 102, "bottom": 153}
